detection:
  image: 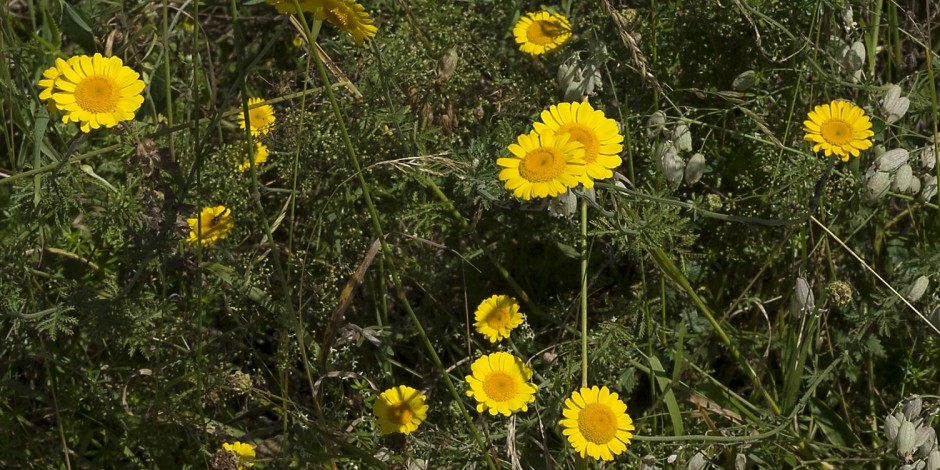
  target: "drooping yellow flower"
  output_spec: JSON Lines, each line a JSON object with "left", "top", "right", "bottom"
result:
{"left": 319, "top": 0, "right": 378, "bottom": 45}
{"left": 473, "top": 295, "right": 524, "bottom": 343}
{"left": 512, "top": 11, "right": 572, "bottom": 56}
{"left": 222, "top": 441, "right": 256, "bottom": 469}
{"left": 238, "top": 98, "right": 276, "bottom": 137}
{"left": 559, "top": 386, "right": 635, "bottom": 461}
{"left": 372, "top": 385, "right": 429, "bottom": 435}
{"left": 237, "top": 142, "right": 270, "bottom": 173}
{"left": 534, "top": 102, "right": 623, "bottom": 188}
{"left": 803, "top": 100, "right": 874, "bottom": 161}
{"left": 465, "top": 351, "right": 537, "bottom": 416}
{"left": 265, "top": 0, "right": 377, "bottom": 45}
{"left": 497, "top": 130, "right": 585, "bottom": 200}
{"left": 44, "top": 53, "right": 146, "bottom": 133}
{"left": 186, "top": 205, "right": 235, "bottom": 246}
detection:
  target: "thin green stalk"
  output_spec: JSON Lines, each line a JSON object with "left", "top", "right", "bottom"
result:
{"left": 580, "top": 197, "right": 589, "bottom": 388}
{"left": 310, "top": 34, "right": 496, "bottom": 470}
{"left": 867, "top": 0, "right": 883, "bottom": 78}
{"left": 161, "top": 0, "right": 175, "bottom": 161}
{"left": 926, "top": 3, "right": 940, "bottom": 212}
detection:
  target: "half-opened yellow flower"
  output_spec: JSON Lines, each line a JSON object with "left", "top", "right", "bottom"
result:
{"left": 265, "top": 0, "right": 377, "bottom": 45}
{"left": 373, "top": 385, "right": 428, "bottom": 435}
{"left": 465, "top": 351, "right": 537, "bottom": 416}
{"left": 186, "top": 205, "right": 235, "bottom": 246}
{"left": 237, "top": 142, "right": 270, "bottom": 173}
{"left": 473, "top": 295, "right": 524, "bottom": 343}
{"left": 534, "top": 102, "right": 623, "bottom": 188}
{"left": 803, "top": 100, "right": 874, "bottom": 161}
{"left": 45, "top": 53, "right": 146, "bottom": 133}
{"left": 559, "top": 385, "right": 634, "bottom": 461}
{"left": 497, "top": 130, "right": 585, "bottom": 200}
{"left": 512, "top": 11, "right": 572, "bottom": 56}
{"left": 238, "top": 98, "right": 276, "bottom": 137}
{"left": 222, "top": 441, "right": 256, "bottom": 469}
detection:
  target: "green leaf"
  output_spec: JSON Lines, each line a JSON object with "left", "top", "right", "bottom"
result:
{"left": 808, "top": 397, "right": 859, "bottom": 447}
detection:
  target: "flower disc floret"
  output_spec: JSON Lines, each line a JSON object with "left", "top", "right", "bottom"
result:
{"left": 238, "top": 98, "right": 276, "bottom": 137}
{"left": 803, "top": 100, "right": 874, "bottom": 161}
{"left": 186, "top": 205, "right": 235, "bottom": 246}
{"left": 465, "top": 351, "right": 537, "bottom": 416}
{"left": 372, "top": 385, "right": 429, "bottom": 435}
{"left": 559, "top": 386, "right": 635, "bottom": 461}
{"left": 44, "top": 53, "right": 146, "bottom": 133}
{"left": 513, "top": 11, "right": 572, "bottom": 56}
{"left": 497, "top": 131, "right": 585, "bottom": 200}
{"left": 265, "top": 0, "right": 377, "bottom": 45}
{"left": 534, "top": 101, "right": 623, "bottom": 187}
{"left": 473, "top": 295, "right": 524, "bottom": 343}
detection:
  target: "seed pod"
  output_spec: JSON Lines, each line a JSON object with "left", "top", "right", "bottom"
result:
{"left": 899, "top": 420, "right": 918, "bottom": 458}
{"left": 735, "top": 453, "right": 747, "bottom": 470}
{"left": 548, "top": 190, "right": 578, "bottom": 218}
{"left": 904, "top": 397, "right": 924, "bottom": 421}
{"left": 673, "top": 124, "right": 693, "bottom": 152}
{"left": 916, "top": 426, "right": 937, "bottom": 455}
{"left": 791, "top": 278, "right": 814, "bottom": 319}
{"left": 687, "top": 452, "right": 707, "bottom": 470}
{"left": 647, "top": 111, "right": 667, "bottom": 137}
{"left": 921, "top": 147, "right": 936, "bottom": 170}
{"left": 909, "top": 176, "right": 922, "bottom": 196}
{"left": 927, "top": 450, "right": 940, "bottom": 470}
{"left": 685, "top": 153, "right": 706, "bottom": 184}
{"left": 662, "top": 148, "right": 685, "bottom": 189}
{"left": 906, "top": 277, "right": 929, "bottom": 303}
{"left": 894, "top": 164, "right": 914, "bottom": 193}
{"left": 436, "top": 48, "right": 458, "bottom": 84}
{"left": 883, "top": 84, "right": 911, "bottom": 124}
{"left": 637, "top": 455, "right": 659, "bottom": 470}
{"left": 886, "top": 413, "right": 902, "bottom": 442}
{"left": 876, "top": 148, "right": 910, "bottom": 172}
{"left": 733, "top": 70, "right": 756, "bottom": 92}
{"left": 867, "top": 171, "right": 891, "bottom": 200}
{"left": 842, "top": 40, "right": 865, "bottom": 72}
{"left": 921, "top": 175, "right": 938, "bottom": 202}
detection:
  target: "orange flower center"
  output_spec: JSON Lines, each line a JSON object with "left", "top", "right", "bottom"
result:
{"left": 485, "top": 307, "right": 511, "bottom": 329}
{"left": 482, "top": 372, "right": 517, "bottom": 402}
{"left": 74, "top": 76, "right": 119, "bottom": 113}
{"left": 820, "top": 119, "right": 853, "bottom": 145}
{"left": 578, "top": 403, "right": 618, "bottom": 444}
{"left": 558, "top": 123, "right": 599, "bottom": 164}
{"left": 519, "top": 147, "right": 566, "bottom": 182}
{"left": 527, "top": 20, "right": 565, "bottom": 45}
{"left": 387, "top": 402, "right": 415, "bottom": 425}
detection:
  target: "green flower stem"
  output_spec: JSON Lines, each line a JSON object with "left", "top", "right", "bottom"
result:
{"left": 580, "top": 196, "right": 589, "bottom": 389}
{"left": 229, "top": 0, "right": 321, "bottom": 447}
{"left": 310, "top": 35, "right": 496, "bottom": 470}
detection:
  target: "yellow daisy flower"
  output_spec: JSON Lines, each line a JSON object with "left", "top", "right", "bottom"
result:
{"left": 497, "top": 130, "right": 585, "bottom": 200}
{"left": 46, "top": 53, "right": 146, "bottom": 133}
{"left": 265, "top": 0, "right": 377, "bottom": 45}
{"left": 534, "top": 102, "right": 623, "bottom": 188}
{"left": 512, "top": 11, "right": 572, "bottom": 56}
{"left": 237, "top": 142, "right": 270, "bottom": 173}
{"left": 222, "top": 441, "right": 256, "bottom": 469}
{"left": 559, "top": 386, "right": 635, "bottom": 461}
{"left": 186, "top": 205, "right": 235, "bottom": 246}
{"left": 803, "top": 100, "right": 874, "bottom": 161}
{"left": 473, "top": 295, "right": 524, "bottom": 343}
{"left": 465, "top": 351, "right": 537, "bottom": 416}
{"left": 372, "top": 385, "right": 429, "bottom": 435}
{"left": 238, "top": 98, "right": 276, "bottom": 137}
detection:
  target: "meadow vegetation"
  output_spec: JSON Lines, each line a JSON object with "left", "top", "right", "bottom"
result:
{"left": 2, "top": 0, "right": 940, "bottom": 468}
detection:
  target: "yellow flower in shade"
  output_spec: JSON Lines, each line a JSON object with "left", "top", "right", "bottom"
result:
{"left": 559, "top": 386, "right": 635, "bottom": 461}
{"left": 465, "top": 351, "right": 537, "bottom": 416}
{"left": 497, "top": 130, "right": 585, "bottom": 200}
{"left": 319, "top": 0, "right": 378, "bottom": 46}
{"left": 238, "top": 98, "right": 276, "bottom": 137}
{"left": 803, "top": 100, "right": 874, "bottom": 161}
{"left": 264, "top": 0, "right": 319, "bottom": 14}
{"left": 45, "top": 53, "right": 146, "bottom": 133}
{"left": 222, "top": 441, "right": 256, "bottom": 468}
{"left": 237, "top": 142, "right": 270, "bottom": 173}
{"left": 534, "top": 102, "right": 623, "bottom": 188}
{"left": 512, "top": 11, "right": 572, "bottom": 56}
{"left": 372, "top": 385, "right": 429, "bottom": 435}
{"left": 473, "top": 295, "right": 524, "bottom": 343}
{"left": 186, "top": 205, "right": 235, "bottom": 246}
